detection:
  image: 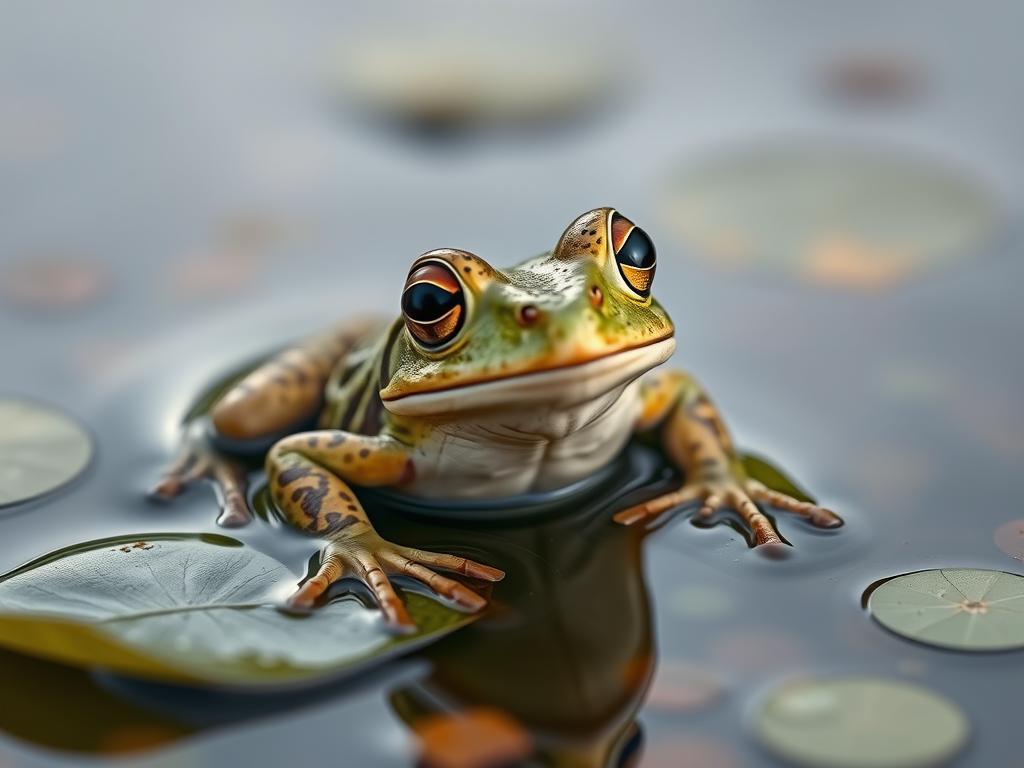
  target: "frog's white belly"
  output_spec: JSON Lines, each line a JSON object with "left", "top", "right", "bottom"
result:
{"left": 403, "top": 381, "right": 642, "bottom": 499}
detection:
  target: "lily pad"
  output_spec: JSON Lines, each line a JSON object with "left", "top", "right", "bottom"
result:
{"left": 663, "top": 142, "right": 997, "bottom": 290}
{"left": 867, "top": 568, "right": 1024, "bottom": 651}
{"left": 755, "top": 677, "right": 968, "bottom": 768}
{"left": 0, "top": 533, "right": 474, "bottom": 688}
{"left": 0, "top": 398, "right": 92, "bottom": 507}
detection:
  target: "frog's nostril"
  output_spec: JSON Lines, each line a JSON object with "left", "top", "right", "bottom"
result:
{"left": 517, "top": 304, "right": 541, "bottom": 327}
{"left": 588, "top": 284, "right": 604, "bottom": 309}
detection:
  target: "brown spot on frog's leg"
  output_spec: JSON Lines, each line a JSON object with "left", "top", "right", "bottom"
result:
{"left": 290, "top": 472, "right": 331, "bottom": 519}
{"left": 267, "top": 450, "right": 371, "bottom": 537}
{"left": 269, "top": 430, "right": 414, "bottom": 488}
{"left": 278, "top": 465, "right": 314, "bottom": 486}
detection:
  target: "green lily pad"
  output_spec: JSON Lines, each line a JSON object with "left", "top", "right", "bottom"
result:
{"left": 0, "top": 398, "right": 92, "bottom": 507}
{"left": 868, "top": 568, "right": 1024, "bottom": 651}
{"left": 0, "top": 533, "right": 475, "bottom": 689}
{"left": 756, "top": 677, "right": 968, "bottom": 768}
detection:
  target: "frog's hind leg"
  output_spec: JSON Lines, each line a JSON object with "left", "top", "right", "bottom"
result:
{"left": 150, "top": 318, "right": 385, "bottom": 526}
{"left": 210, "top": 318, "right": 386, "bottom": 444}
{"left": 267, "top": 431, "right": 504, "bottom": 629}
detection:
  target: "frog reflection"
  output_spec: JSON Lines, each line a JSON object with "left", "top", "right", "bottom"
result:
{"left": 153, "top": 207, "right": 842, "bottom": 628}
{"left": 370, "top": 454, "right": 665, "bottom": 768}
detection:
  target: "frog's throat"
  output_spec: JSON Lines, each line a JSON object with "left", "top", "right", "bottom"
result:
{"left": 381, "top": 336, "right": 676, "bottom": 417}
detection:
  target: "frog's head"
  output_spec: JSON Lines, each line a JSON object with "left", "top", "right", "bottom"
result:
{"left": 380, "top": 208, "right": 675, "bottom": 416}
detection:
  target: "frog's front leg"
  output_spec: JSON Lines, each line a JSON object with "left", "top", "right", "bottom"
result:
{"left": 614, "top": 371, "right": 842, "bottom": 546}
{"left": 267, "top": 431, "right": 504, "bottom": 630}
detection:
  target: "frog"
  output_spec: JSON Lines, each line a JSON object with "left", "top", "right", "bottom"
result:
{"left": 152, "top": 207, "right": 842, "bottom": 630}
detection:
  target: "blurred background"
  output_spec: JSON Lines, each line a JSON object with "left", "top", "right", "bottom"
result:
{"left": 2, "top": 1, "right": 1023, "bottom": 767}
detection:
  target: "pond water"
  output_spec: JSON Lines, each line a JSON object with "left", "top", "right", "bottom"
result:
{"left": 2, "top": 3, "right": 1023, "bottom": 767}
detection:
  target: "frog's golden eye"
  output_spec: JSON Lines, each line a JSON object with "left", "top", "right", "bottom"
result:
{"left": 401, "top": 261, "right": 466, "bottom": 349}
{"left": 611, "top": 213, "right": 656, "bottom": 298}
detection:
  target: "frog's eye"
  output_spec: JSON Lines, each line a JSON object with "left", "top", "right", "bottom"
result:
{"left": 611, "top": 213, "right": 656, "bottom": 298}
{"left": 401, "top": 261, "right": 466, "bottom": 349}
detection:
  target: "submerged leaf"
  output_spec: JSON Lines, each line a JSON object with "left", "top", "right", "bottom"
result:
{"left": 740, "top": 452, "right": 815, "bottom": 504}
{"left": 0, "top": 533, "right": 474, "bottom": 688}
{"left": 756, "top": 677, "right": 968, "bottom": 768}
{"left": 0, "top": 398, "right": 92, "bottom": 507}
{"left": 868, "top": 568, "right": 1024, "bottom": 651}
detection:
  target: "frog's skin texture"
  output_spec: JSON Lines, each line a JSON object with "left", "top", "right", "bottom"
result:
{"left": 152, "top": 208, "right": 841, "bottom": 629}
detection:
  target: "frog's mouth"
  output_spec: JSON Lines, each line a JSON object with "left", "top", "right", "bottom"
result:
{"left": 381, "top": 336, "right": 675, "bottom": 417}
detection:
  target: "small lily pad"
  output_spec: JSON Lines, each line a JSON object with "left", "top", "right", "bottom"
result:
{"left": 756, "top": 677, "right": 968, "bottom": 768}
{"left": 868, "top": 568, "right": 1024, "bottom": 651}
{"left": 0, "top": 398, "right": 92, "bottom": 507}
{"left": 0, "top": 533, "right": 474, "bottom": 688}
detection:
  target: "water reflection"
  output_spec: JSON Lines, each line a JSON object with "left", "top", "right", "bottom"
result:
{"left": 374, "top": 448, "right": 673, "bottom": 767}
{"left": 0, "top": 445, "right": 676, "bottom": 766}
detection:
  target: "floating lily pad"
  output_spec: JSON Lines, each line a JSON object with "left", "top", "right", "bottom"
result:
{"left": 663, "top": 142, "right": 997, "bottom": 290}
{"left": 335, "top": 34, "right": 615, "bottom": 136}
{"left": 0, "top": 398, "right": 92, "bottom": 507}
{"left": 0, "top": 533, "right": 474, "bottom": 688}
{"left": 755, "top": 677, "right": 968, "bottom": 768}
{"left": 867, "top": 568, "right": 1024, "bottom": 651}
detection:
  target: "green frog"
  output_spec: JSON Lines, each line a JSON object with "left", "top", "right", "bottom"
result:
{"left": 152, "top": 207, "right": 841, "bottom": 630}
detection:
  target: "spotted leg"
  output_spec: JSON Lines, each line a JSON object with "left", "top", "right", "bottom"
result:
{"left": 614, "top": 370, "right": 842, "bottom": 546}
{"left": 267, "top": 431, "right": 504, "bottom": 630}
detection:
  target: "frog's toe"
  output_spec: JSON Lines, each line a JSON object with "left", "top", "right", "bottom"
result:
{"left": 209, "top": 459, "right": 252, "bottom": 527}
{"left": 393, "top": 547, "right": 505, "bottom": 582}
{"left": 747, "top": 483, "right": 843, "bottom": 529}
{"left": 382, "top": 550, "right": 490, "bottom": 613}
{"left": 149, "top": 447, "right": 209, "bottom": 501}
{"left": 613, "top": 486, "right": 701, "bottom": 526}
{"left": 289, "top": 544, "right": 416, "bottom": 632}
{"left": 215, "top": 502, "right": 251, "bottom": 527}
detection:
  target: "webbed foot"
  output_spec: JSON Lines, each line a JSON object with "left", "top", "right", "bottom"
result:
{"left": 288, "top": 533, "right": 505, "bottom": 632}
{"left": 614, "top": 476, "right": 841, "bottom": 546}
{"left": 149, "top": 433, "right": 251, "bottom": 527}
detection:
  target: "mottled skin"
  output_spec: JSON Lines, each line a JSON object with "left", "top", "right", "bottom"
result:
{"left": 153, "top": 208, "right": 841, "bottom": 630}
